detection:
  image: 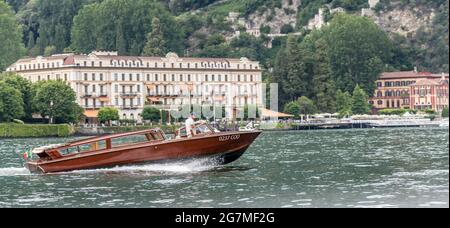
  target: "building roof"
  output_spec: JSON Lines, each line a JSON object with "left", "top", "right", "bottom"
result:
{"left": 379, "top": 71, "right": 449, "bottom": 80}
{"left": 411, "top": 78, "right": 449, "bottom": 86}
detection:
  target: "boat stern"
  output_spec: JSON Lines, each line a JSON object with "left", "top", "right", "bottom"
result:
{"left": 25, "top": 162, "right": 44, "bottom": 174}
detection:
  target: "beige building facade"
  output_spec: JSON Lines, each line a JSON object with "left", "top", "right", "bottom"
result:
{"left": 7, "top": 51, "right": 263, "bottom": 123}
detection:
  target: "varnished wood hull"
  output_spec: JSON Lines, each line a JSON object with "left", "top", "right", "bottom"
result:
{"left": 25, "top": 131, "right": 261, "bottom": 174}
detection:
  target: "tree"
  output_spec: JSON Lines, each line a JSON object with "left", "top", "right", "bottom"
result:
{"left": 442, "top": 107, "right": 449, "bottom": 118}
{"left": 33, "top": 80, "right": 81, "bottom": 124}
{"left": 0, "top": 82, "right": 24, "bottom": 122}
{"left": 72, "top": 0, "right": 183, "bottom": 56}
{"left": 324, "top": 14, "right": 392, "bottom": 95}
{"left": 297, "top": 96, "right": 317, "bottom": 116}
{"left": 141, "top": 107, "right": 161, "bottom": 123}
{"left": 351, "top": 85, "right": 370, "bottom": 115}
{"left": 0, "top": 73, "right": 33, "bottom": 120}
{"left": 0, "top": 1, "right": 26, "bottom": 71}
{"left": 336, "top": 89, "right": 352, "bottom": 117}
{"left": 308, "top": 36, "right": 337, "bottom": 113}
{"left": 44, "top": 46, "right": 57, "bottom": 56}
{"left": 273, "top": 34, "right": 309, "bottom": 104}
{"left": 142, "top": 17, "right": 166, "bottom": 56}
{"left": 98, "top": 107, "right": 119, "bottom": 126}
{"left": 283, "top": 101, "right": 300, "bottom": 118}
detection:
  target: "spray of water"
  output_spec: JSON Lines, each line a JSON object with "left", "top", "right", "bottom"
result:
{"left": 0, "top": 157, "right": 220, "bottom": 176}
{"left": 0, "top": 167, "right": 31, "bottom": 177}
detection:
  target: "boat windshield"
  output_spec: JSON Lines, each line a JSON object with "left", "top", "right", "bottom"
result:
{"left": 175, "top": 123, "right": 218, "bottom": 138}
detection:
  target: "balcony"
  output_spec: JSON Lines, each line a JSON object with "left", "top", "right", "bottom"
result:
{"left": 121, "top": 106, "right": 139, "bottom": 110}
{"left": 83, "top": 105, "right": 100, "bottom": 110}
{"left": 147, "top": 93, "right": 180, "bottom": 98}
{"left": 120, "top": 92, "right": 138, "bottom": 97}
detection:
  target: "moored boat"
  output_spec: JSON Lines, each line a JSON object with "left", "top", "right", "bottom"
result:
{"left": 24, "top": 123, "right": 261, "bottom": 174}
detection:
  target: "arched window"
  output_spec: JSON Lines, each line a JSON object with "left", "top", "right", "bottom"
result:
{"left": 377, "top": 91, "right": 382, "bottom": 97}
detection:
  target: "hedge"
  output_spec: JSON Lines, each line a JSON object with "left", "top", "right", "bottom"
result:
{"left": 0, "top": 123, "right": 75, "bottom": 138}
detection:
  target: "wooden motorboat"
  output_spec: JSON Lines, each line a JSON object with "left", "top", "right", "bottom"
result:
{"left": 24, "top": 123, "right": 261, "bottom": 174}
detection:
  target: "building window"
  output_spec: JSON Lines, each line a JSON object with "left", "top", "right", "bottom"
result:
{"left": 92, "top": 73, "right": 96, "bottom": 81}
{"left": 114, "top": 73, "right": 118, "bottom": 81}
{"left": 84, "top": 73, "right": 88, "bottom": 81}
{"left": 115, "top": 85, "right": 118, "bottom": 93}
{"left": 377, "top": 91, "right": 382, "bottom": 97}
{"left": 377, "top": 100, "right": 383, "bottom": 105}
{"left": 84, "top": 85, "right": 88, "bottom": 94}
{"left": 100, "top": 74, "right": 103, "bottom": 81}
{"left": 155, "top": 74, "right": 159, "bottom": 81}
{"left": 137, "top": 85, "right": 141, "bottom": 92}
{"left": 147, "top": 74, "right": 150, "bottom": 81}
{"left": 115, "top": 98, "right": 119, "bottom": 106}
{"left": 129, "top": 74, "right": 133, "bottom": 81}
{"left": 64, "top": 74, "right": 68, "bottom": 81}
{"left": 137, "top": 74, "right": 140, "bottom": 81}
{"left": 122, "top": 74, "right": 125, "bottom": 81}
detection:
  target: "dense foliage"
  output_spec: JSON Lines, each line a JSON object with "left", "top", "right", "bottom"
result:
{"left": 32, "top": 80, "right": 84, "bottom": 124}
{"left": 141, "top": 107, "right": 162, "bottom": 122}
{"left": 0, "top": 1, "right": 26, "bottom": 71}
{"left": 274, "top": 14, "right": 392, "bottom": 110}
{"left": 98, "top": 107, "right": 120, "bottom": 125}
{"left": 71, "top": 0, "right": 183, "bottom": 56}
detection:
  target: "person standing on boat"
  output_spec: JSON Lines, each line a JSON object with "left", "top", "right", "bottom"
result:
{"left": 186, "top": 112, "right": 197, "bottom": 138}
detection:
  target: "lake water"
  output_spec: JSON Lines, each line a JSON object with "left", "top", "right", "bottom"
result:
{"left": 0, "top": 128, "right": 448, "bottom": 208}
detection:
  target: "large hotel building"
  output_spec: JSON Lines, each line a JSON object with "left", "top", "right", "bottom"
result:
{"left": 369, "top": 70, "right": 449, "bottom": 112}
{"left": 6, "top": 51, "right": 263, "bottom": 123}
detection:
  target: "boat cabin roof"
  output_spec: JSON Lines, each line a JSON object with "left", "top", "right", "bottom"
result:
{"left": 35, "top": 128, "right": 165, "bottom": 153}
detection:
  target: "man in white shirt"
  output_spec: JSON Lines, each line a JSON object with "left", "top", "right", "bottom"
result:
{"left": 185, "top": 113, "right": 197, "bottom": 138}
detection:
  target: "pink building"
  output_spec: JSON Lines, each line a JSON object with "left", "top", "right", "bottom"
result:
{"left": 410, "top": 76, "right": 449, "bottom": 112}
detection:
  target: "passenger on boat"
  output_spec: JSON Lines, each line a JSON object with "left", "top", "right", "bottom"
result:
{"left": 186, "top": 112, "right": 197, "bottom": 138}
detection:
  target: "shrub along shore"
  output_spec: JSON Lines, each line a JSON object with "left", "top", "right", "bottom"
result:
{"left": 0, "top": 123, "right": 75, "bottom": 138}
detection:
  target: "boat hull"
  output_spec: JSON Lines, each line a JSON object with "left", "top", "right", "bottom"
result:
{"left": 26, "top": 131, "right": 261, "bottom": 174}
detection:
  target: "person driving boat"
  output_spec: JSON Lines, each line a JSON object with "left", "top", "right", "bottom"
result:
{"left": 185, "top": 112, "right": 197, "bottom": 138}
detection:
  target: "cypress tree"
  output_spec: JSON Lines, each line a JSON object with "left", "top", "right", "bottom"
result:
{"left": 351, "top": 85, "right": 371, "bottom": 115}
{"left": 142, "top": 17, "right": 166, "bottom": 56}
